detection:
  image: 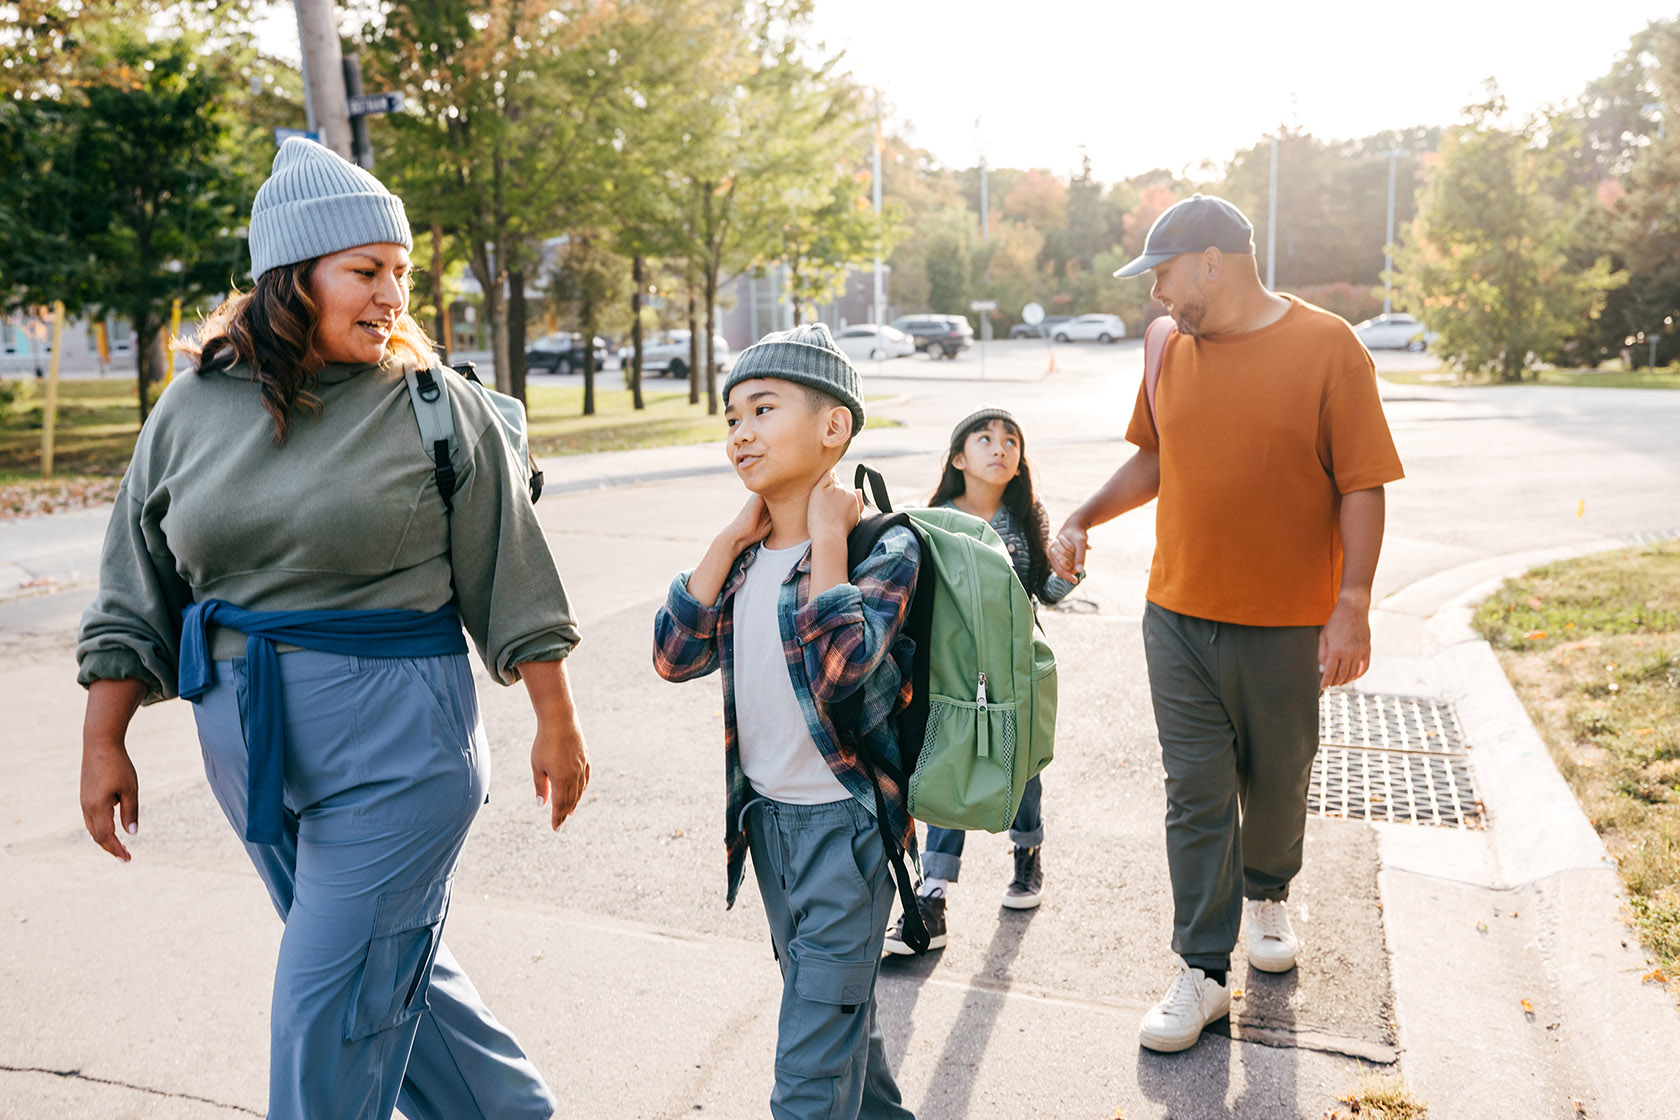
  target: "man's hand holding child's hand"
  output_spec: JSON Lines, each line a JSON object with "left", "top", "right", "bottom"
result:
{"left": 808, "top": 471, "right": 864, "bottom": 543}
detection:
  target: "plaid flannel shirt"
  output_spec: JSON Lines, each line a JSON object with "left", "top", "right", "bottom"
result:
{"left": 652, "top": 525, "right": 921, "bottom": 907}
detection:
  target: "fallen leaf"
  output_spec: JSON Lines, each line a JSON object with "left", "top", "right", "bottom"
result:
{"left": 1525, "top": 630, "right": 1548, "bottom": 641}
{"left": 671, "top": 828, "right": 685, "bottom": 838}
{"left": 1521, "top": 998, "right": 1535, "bottom": 1015}
{"left": 1564, "top": 621, "right": 1576, "bottom": 630}
{"left": 1475, "top": 920, "right": 1489, "bottom": 933}
{"left": 1231, "top": 988, "right": 1245, "bottom": 1000}
{"left": 1643, "top": 968, "right": 1668, "bottom": 984}
{"left": 1635, "top": 728, "right": 1655, "bottom": 736}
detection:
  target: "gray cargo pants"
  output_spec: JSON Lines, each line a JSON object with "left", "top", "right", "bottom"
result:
{"left": 1142, "top": 602, "right": 1322, "bottom": 973}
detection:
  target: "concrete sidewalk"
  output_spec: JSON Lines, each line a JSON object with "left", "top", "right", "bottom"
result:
{"left": 5, "top": 374, "right": 1680, "bottom": 1118}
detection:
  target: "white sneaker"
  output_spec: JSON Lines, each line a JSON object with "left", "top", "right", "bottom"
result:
{"left": 1138, "top": 962, "right": 1231, "bottom": 1053}
{"left": 1244, "top": 898, "right": 1299, "bottom": 973}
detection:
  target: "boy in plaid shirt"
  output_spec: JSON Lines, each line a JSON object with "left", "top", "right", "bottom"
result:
{"left": 653, "top": 323, "right": 919, "bottom": 1119}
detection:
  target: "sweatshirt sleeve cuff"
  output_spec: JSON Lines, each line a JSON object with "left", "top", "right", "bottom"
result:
{"left": 76, "top": 648, "right": 167, "bottom": 705}
{"left": 794, "top": 581, "right": 865, "bottom": 644}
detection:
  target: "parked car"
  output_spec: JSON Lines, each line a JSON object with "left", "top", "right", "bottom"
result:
{"left": 833, "top": 324, "right": 916, "bottom": 363}
{"left": 618, "top": 329, "right": 731, "bottom": 378}
{"left": 1353, "top": 313, "right": 1434, "bottom": 352}
{"left": 526, "top": 332, "right": 610, "bottom": 373}
{"left": 1051, "top": 313, "right": 1127, "bottom": 344}
{"left": 889, "top": 314, "right": 974, "bottom": 358}
{"left": 1009, "top": 314, "right": 1073, "bottom": 339}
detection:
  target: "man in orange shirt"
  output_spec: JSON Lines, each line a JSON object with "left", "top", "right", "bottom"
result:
{"left": 1049, "top": 195, "right": 1403, "bottom": 1054}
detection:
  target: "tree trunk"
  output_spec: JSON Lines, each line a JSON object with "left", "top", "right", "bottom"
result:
{"left": 490, "top": 283, "right": 510, "bottom": 395}
{"left": 789, "top": 258, "right": 803, "bottom": 326}
{"left": 704, "top": 263, "right": 719, "bottom": 416}
{"left": 135, "top": 311, "right": 165, "bottom": 424}
{"left": 582, "top": 288, "right": 596, "bottom": 417}
{"left": 630, "top": 254, "right": 645, "bottom": 411}
{"left": 508, "top": 266, "right": 528, "bottom": 405}
{"left": 687, "top": 272, "right": 700, "bottom": 407}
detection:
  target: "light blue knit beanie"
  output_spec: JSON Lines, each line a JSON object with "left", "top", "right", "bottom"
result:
{"left": 247, "top": 137, "right": 412, "bottom": 281}
{"left": 724, "top": 322, "right": 865, "bottom": 434}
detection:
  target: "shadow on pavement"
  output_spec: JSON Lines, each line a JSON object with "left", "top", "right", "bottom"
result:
{"left": 877, "top": 904, "right": 1039, "bottom": 1117}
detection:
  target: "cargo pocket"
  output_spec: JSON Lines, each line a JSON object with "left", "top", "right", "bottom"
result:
{"left": 793, "top": 951, "right": 879, "bottom": 1012}
{"left": 346, "top": 877, "right": 451, "bottom": 1041}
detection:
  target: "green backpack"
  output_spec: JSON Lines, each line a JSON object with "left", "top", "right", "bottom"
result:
{"left": 838, "top": 464, "right": 1057, "bottom": 804}
{"left": 836, "top": 466, "right": 1058, "bottom": 951}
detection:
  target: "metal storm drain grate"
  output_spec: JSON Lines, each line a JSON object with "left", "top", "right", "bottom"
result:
{"left": 1311, "top": 692, "right": 1483, "bottom": 829}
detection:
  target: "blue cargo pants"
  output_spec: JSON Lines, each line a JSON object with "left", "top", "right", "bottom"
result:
{"left": 193, "top": 648, "right": 555, "bottom": 1120}
{"left": 745, "top": 795, "right": 916, "bottom": 1120}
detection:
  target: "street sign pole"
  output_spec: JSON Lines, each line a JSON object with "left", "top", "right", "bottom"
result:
{"left": 343, "top": 52, "right": 373, "bottom": 169}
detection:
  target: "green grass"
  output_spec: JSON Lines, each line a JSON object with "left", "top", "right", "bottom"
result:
{"left": 0, "top": 378, "right": 145, "bottom": 477}
{"left": 1379, "top": 366, "right": 1680, "bottom": 389}
{"left": 1475, "top": 541, "right": 1680, "bottom": 986}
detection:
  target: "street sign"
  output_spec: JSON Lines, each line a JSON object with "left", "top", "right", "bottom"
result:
{"left": 273, "top": 127, "right": 320, "bottom": 146}
{"left": 1021, "top": 302, "right": 1045, "bottom": 325}
{"left": 347, "top": 92, "right": 406, "bottom": 117}
{"left": 969, "top": 299, "right": 998, "bottom": 312}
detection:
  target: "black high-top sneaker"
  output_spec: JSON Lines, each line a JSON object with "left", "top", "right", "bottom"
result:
{"left": 1002, "top": 846, "right": 1044, "bottom": 909}
{"left": 882, "top": 892, "right": 949, "bottom": 955}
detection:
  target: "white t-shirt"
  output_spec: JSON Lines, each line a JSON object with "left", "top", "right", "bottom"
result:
{"left": 732, "top": 541, "right": 850, "bottom": 804}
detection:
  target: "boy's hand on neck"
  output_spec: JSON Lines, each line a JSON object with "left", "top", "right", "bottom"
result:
{"left": 721, "top": 493, "right": 773, "bottom": 553}
{"left": 686, "top": 495, "right": 773, "bottom": 607}
{"left": 807, "top": 471, "right": 863, "bottom": 595}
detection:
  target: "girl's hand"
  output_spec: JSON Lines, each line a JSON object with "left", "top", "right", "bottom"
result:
{"left": 808, "top": 471, "right": 864, "bottom": 544}
{"left": 721, "top": 493, "right": 773, "bottom": 552}
{"left": 1049, "top": 523, "right": 1088, "bottom": 583}
{"left": 81, "top": 738, "right": 140, "bottom": 862}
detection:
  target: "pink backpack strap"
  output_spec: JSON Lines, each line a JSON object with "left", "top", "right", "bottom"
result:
{"left": 1143, "top": 314, "right": 1177, "bottom": 431}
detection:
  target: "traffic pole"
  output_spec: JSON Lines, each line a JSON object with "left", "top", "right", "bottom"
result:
{"left": 41, "top": 301, "right": 64, "bottom": 478}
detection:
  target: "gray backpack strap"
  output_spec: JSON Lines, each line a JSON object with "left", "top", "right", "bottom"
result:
{"left": 404, "top": 365, "right": 459, "bottom": 511}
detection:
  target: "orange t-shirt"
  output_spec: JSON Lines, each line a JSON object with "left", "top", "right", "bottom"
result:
{"left": 1124, "top": 295, "right": 1404, "bottom": 627}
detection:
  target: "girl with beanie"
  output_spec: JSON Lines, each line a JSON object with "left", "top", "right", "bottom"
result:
{"left": 76, "top": 138, "right": 581, "bottom": 1120}
{"left": 883, "top": 407, "right": 1076, "bottom": 956}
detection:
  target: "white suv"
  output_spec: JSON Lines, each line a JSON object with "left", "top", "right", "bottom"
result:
{"left": 1052, "top": 314, "right": 1127, "bottom": 343}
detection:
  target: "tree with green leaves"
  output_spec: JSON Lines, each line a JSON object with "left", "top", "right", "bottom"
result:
{"left": 1395, "top": 93, "right": 1625, "bottom": 382}
{"left": 1, "top": 6, "right": 261, "bottom": 422}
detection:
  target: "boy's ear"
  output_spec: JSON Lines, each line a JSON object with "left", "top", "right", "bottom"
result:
{"left": 820, "top": 405, "right": 854, "bottom": 449}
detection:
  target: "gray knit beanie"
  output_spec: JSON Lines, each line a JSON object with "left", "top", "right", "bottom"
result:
{"left": 952, "top": 407, "right": 1019, "bottom": 448}
{"left": 724, "top": 322, "right": 865, "bottom": 434}
{"left": 247, "top": 137, "right": 412, "bottom": 281}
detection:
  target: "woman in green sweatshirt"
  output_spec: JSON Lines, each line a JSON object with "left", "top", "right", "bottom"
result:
{"left": 75, "top": 138, "right": 581, "bottom": 1120}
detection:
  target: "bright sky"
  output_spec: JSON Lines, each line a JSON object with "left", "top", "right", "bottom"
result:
{"left": 808, "top": 0, "right": 1676, "bottom": 181}
{"left": 255, "top": 1, "right": 1674, "bottom": 184}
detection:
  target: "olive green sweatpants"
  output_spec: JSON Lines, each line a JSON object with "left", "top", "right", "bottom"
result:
{"left": 1142, "top": 602, "right": 1322, "bottom": 973}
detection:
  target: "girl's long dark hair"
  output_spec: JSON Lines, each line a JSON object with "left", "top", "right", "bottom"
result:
{"left": 929, "top": 415, "right": 1056, "bottom": 600}
{"left": 178, "top": 260, "right": 434, "bottom": 444}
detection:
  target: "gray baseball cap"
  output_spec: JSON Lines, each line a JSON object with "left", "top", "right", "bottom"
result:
{"left": 1112, "top": 194, "right": 1256, "bottom": 278}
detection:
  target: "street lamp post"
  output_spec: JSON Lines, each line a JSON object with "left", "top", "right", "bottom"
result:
{"left": 1379, "top": 149, "right": 1410, "bottom": 316}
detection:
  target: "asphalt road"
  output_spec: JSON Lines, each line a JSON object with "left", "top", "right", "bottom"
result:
{"left": 4, "top": 339, "right": 1679, "bottom": 1118}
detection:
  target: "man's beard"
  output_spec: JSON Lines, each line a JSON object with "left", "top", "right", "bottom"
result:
{"left": 1172, "top": 290, "right": 1208, "bottom": 337}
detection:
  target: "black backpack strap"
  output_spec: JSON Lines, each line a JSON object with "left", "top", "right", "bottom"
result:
{"left": 853, "top": 463, "right": 893, "bottom": 513}
{"left": 835, "top": 469, "right": 929, "bottom": 952}
{"left": 860, "top": 746, "right": 929, "bottom": 954}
